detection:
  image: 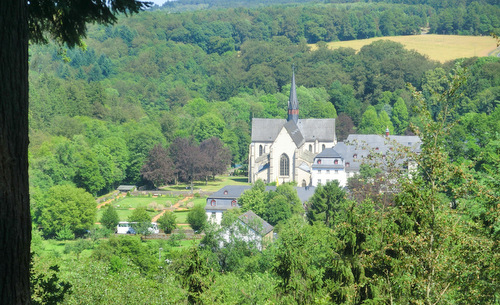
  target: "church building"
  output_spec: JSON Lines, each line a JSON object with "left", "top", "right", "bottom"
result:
{"left": 248, "top": 70, "right": 337, "bottom": 185}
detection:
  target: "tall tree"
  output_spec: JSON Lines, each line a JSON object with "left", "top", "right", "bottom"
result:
{"left": 199, "top": 137, "right": 231, "bottom": 181}
{"left": 0, "top": 0, "right": 148, "bottom": 303}
{"left": 141, "top": 144, "right": 175, "bottom": 189}
{"left": 306, "top": 180, "right": 347, "bottom": 228}
{"left": 38, "top": 185, "right": 96, "bottom": 238}
{"left": 391, "top": 97, "right": 409, "bottom": 134}
{"left": 170, "top": 137, "right": 205, "bottom": 185}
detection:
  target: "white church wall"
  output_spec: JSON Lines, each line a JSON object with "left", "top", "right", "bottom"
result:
{"left": 270, "top": 127, "right": 298, "bottom": 184}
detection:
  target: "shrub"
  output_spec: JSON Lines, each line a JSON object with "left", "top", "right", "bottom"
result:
{"left": 187, "top": 205, "right": 207, "bottom": 233}
{"left": 158, "top": 211, "right": 177, "bottom": 234}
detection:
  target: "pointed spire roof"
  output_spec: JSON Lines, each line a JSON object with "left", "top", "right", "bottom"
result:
{"left": 288, "top": 66, "right": 299, "bottom": 123}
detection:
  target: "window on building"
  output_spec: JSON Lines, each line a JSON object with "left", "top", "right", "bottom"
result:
{"left": 353, "top": 154, "right": 357, "bottom": 159}
{"left": 211, "top": 212, "right": 216, "bottom": 218}
{"left": 231, "top": 200, "right": 237, "bottom": 207}
{"left": 317, "top": 159, "right": 321, "bottom": 164}
{"left": 259, "top": 145, "right": 263, "bottom": 156}
{"left": 223, "top": 190, "right": 228, "bottom": 195}
{"left": 334, "top": 159, "right": 338, "bottom": 164}
{"left": 211, "top": 199, "right": 216, "bottom": 206}
{"left": 335, "top": 170, "right": 339, "bottom": 174}
{"left": 302, "top": 180, "right": 307, "bottom": 187}
{"left": 309, "top": 144, "right": 312, "bottom": 152}
{"left": 326, "top": 170, "right": 330, "bottom": 174}
{"left": 322, "top": 144, "right": 325, "bottom": 151}
{"left": 318, "top": 170, "right": 322, "bottom": 174}
{"left": 280, "top": 154, "right": 289, "bottom": 176}
{"left": 326, "top": 179, "right": 330, "bottom": 183}
{"left": 317, "top": 179, "right": 321, "bottom": 185}
{"left": 346, "top": 162, "right": 350, "bottom": 167}
{"left": 375, "top": 147, "right": 379, "bottom": 151}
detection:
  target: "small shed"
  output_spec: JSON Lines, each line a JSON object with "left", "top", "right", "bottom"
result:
{"left": 117, "top": 185, "right": 136, "bottom": 192}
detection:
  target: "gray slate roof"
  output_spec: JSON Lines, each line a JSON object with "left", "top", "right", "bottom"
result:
{"left": 205, "top": 185, "right": 317, "bottom": 211}
{"left": 333, "top": 134, "right": 421, "bottom": 172}
{"left": 251, "top": 118, "right": 336, "bottom": 143}
{"left": 315, "top": 147, "right": 343, "bottom": 159}
{"left": 210, "top": 185, "right": 251, "bottom": 199}
{"left": 251, "top": 118, "right": 286, "bottom": 142}
{"left": 297, "top": 119, "right": 336, "bottom": 142}
{"left": 284, "top": 120, "right": 305, "bottom": 147}
{"left": 239, "top": 210, "right": 274, "bottom": 236}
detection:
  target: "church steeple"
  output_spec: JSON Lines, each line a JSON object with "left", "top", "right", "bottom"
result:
{"left": 287, "top": 66, "right": 299, "bottom": 123}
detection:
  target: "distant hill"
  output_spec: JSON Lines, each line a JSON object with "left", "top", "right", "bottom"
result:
{"left": 310, "top": 35, "right": 499, "bottom": 63}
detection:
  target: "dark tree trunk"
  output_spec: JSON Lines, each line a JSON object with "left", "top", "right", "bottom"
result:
{"left": 0, "top": 0, "right": 31, "bottom": 304}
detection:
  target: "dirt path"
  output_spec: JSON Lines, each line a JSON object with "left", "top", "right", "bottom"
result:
{"left": 151, "top": 195, "right": 193, "bottom": 222}
{"left": 96, "top": 192, "right": 126, "bottom": 209}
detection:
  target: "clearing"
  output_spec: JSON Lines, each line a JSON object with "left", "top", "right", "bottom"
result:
{"left": 309, "top": 34, "right": 499, "bottom": 63}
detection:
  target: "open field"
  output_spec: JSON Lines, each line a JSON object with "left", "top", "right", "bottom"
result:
{"left": 309, "top": 35, "right": 499, "bottom": 63}
{"left": 160, "top": 175, "right": 250, "bottom": 193}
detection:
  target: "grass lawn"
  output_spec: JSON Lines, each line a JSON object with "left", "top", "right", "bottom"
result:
{"left": 113, "top": 196, "right": 180, "bottom": 209}
{"left": 309, "top": 34, "right": 498, "bottom": 63}
{"left": 174, "top": 211, "right": 190, "bottom": 224}
{"left": 96, "top": 196, "right": 181, "bottom": 222}
{"left": 160, "top": 175, "right": 250, "bottom": 193}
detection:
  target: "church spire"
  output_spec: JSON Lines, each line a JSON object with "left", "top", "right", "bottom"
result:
{"left": 288, "top": 66, "right": 299, "bottom": 123}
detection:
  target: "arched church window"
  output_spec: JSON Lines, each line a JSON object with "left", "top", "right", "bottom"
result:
{"left": 309, "top": 144, "right": 312, "bottom": 152}
{"left": 280, "top": 154, "right": 289, "bottom": 176}
{"left": 259, "top": 145, "right": 263, "bottom": 156}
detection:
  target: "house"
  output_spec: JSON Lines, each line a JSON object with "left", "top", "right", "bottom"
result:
{"left": 248, "top": 69, "right": 336, "bottom": 186}
{"left": 237, "top": 210, "right": 274, "bottom": 251}
{"left": 205, "top": 185, "right": 316, "bottom": 225}
{"left": 205, "top": 185, "right": 248, "bottom": 224}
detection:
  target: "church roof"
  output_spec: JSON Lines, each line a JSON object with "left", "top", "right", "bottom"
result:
{"left": 251, "top": 118, "right": 336, "bottom": 143}
{"left": 283, "top": 120, "right": 305, "bottom": 147}
{"left": 297, "top": 119, "right": 336, "bottom": 142}
{"left": 251, "top": 118, "right": 286, "bottom": 142}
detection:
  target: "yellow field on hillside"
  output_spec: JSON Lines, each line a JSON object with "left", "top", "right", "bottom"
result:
{"left": 310, "top": 35, "right": 499, "bottom": 63}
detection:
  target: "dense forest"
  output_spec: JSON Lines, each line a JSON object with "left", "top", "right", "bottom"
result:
{"left": 28, "top": 0, "right": 499, "bottom": 303}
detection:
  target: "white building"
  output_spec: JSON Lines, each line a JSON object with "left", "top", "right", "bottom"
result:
{"left": 311, "top": 133, "right": 422, "bottom": 187}
{"left": 248, "top": 70, "right": 336, "bottom": 186}
{"left": 311, "top": 148, "right": 347, "bottom": 187}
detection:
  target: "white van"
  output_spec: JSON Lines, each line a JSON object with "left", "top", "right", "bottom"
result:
{"left": 116, "top": 222, "right": 159, "bottom": 234}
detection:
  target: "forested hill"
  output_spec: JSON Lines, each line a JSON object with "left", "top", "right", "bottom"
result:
{"left": 28, "top": 0, "right": 500, "bottom": 197}
{"left": 159, "top": 0, "right": 499, "bottom": 11}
